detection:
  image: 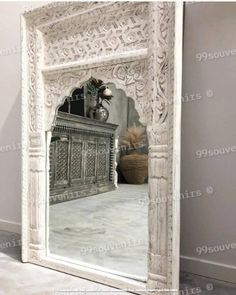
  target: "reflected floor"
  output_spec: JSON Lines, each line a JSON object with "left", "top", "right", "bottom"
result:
{"left": 49, "top": 183, "right": 148, "bottom": 279}
{"left": 1, "top": 230, "right": 236, "bottom": 294}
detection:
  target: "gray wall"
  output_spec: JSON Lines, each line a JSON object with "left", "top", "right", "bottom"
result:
{"left": 181, "top": 3, "right": 236, "bottom": 283}
{"left": 107, "top": 83, "right": 141, "bottom": 139}
{"left": 0, "top": 2, "right": 48, "bottom": 232}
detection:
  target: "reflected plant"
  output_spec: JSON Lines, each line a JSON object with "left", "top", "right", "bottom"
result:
{"left": 119, "top": 125, "right": 148, "bottom": 184}
{"left": 120, "top": 125, "right": 147, "bottom": 152}
{"left": 86, "top": 77, "right": 113, "bottom": 107}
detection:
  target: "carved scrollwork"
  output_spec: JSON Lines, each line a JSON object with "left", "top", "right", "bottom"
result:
{"left": 24, "top": 2, "right": 98, "bottom": 26}
{"left": 44, "top": 60, "right": 149, "bottom": 130}
{"left": 45, "top": 70, "right": 90, "bottom": 107}
{"left": 42, "top": 2, "right": 149, "bottom": 66}
{"left": 147, "top": 2, "right": 172, "bottom": 146}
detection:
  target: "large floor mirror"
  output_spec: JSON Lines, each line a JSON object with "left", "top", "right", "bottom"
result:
{"left": 21, "top": 2, "right": 182, "bottom": 293}
{"left": 48, "top": 78, "right": 149, "bottom": 280}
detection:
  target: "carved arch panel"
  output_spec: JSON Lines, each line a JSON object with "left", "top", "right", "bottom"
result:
{"left": 44, "top": 60, "right": 149, "bottom": 130}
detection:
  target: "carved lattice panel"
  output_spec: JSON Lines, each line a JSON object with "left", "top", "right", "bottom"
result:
{"left": 71, "top": 140, "right": 83, "bottom": 180}
{"left": 97, "top": 139, "right": 110, "bottom": 180}
{"left": 49, "top": 141, "right": 55, "bottom": 189}
{"left": 97, "top": 143, "right": 107, "bottom": 177}
{"left": 55, "top": 139, "right": 69, "bottom": 185}
{"left": 85, "top": 141, "right": 97, "bottom": 178}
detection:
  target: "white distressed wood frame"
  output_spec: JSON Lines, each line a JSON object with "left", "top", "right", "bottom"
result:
{"left": 21, "top": 2, "right": 183, "bottom": 294}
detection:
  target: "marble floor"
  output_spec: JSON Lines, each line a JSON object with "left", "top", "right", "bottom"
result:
{"left": 49, "top": 184, "right": 149, "bottom": 279}
{"left": 1, "top": 230, "right": 236, "bottom": 294}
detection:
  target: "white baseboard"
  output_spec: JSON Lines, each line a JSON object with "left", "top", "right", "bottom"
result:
{"left": 0, "top": 218, "right": 21, "bottom": 234}
{"left": 181, "top": 255, "right": 236, "bottom": 284}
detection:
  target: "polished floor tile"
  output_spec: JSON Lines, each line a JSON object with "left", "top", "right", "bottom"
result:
{"left": 49, "top": 184, "right": 148, "bottom": 279}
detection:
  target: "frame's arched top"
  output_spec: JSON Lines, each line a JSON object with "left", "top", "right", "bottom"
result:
{"left": 44, "top": 60, "right": 150, "bottom": 131}
{"left": 50, "top": 74, "right": 146, "bottom": 131}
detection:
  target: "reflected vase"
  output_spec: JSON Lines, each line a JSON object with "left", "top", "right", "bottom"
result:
{"left": 92, "top": 105, "right": 109, "bottom": 122}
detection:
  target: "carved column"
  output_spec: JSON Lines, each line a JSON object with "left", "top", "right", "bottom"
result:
{"left": 147, "top": 2, "right": 175, "bottom": 291}
{"left": 29, "top": 134, "right": 46, "bottom": 257}
{"left": 28, "top": 27, "right": 46, "bottom": 261}
{"left": 148, "top": 144, "right": 168, "bottom": 289}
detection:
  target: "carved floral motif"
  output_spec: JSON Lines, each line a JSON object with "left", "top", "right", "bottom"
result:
{"left": 43, "top": 2, "right": 149, "bottom": 66}
{"left": 44, "top": 60, "right": 149, "bottom": 130}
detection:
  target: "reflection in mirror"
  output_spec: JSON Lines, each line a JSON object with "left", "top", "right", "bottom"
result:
{"left": 48, "top": 78, "right": 148, "bottom": 280}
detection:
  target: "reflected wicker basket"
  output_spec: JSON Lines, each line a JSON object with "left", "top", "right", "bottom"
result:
{"left": 119, "top": 153, "right": 148, "bottom": 184}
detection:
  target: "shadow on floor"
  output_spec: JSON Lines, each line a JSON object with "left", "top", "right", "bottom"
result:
{"left": 0, "top": 230, "right": 21, "bottom": 261}
{"left": 180, "top": 271, "right": 236, "bottom": 295}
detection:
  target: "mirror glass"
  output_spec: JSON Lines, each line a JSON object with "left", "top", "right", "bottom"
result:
{"left": 48, "top": 78, "right": 149, "bottom": 280}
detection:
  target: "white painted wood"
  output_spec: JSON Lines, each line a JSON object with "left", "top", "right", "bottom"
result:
{"left": 171, "top": 2, "right": 183, "bottom": 291}
{"left": 49, "top": 253, "right": 146, "bottom": 283}
{"left": 21, "top": 2, "right": 183, "bottom": 294}
{"left": 41, "top": 49, "right": 148, "bottom": 74}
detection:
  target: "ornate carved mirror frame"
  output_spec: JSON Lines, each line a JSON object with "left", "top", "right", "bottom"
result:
{"left": 21, "top": 2, "right": 183, "bottom": 294}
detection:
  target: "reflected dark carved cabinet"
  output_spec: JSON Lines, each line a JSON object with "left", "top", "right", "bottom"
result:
{"left": 49, "top": 112, "right": 118, "bottom": 204}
